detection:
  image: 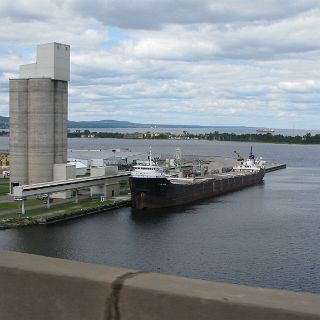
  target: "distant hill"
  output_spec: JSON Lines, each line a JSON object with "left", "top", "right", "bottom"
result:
{"left": 1, "top": 117, "right": 153, "bottom": 129}
{"left": 67, "top": 119, "right": 246, "bottom": 129}
{"left": 67, "top": 119, "right": 152, "bottom": 128}
{"left": 0, "top": 116, "right": 248, "bottom": 129}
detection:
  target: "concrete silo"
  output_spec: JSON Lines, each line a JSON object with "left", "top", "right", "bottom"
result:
{"left": 9, "top": 43, "right": 70, "bottom": 191}
{"left": 27, "top": 78, "right": 55, "bottom": 184}
{"left": 9, "top": 79, "right": 29, "bottom": 186}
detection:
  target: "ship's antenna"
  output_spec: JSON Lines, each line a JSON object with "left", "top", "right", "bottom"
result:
{"left": 249, "top": 146, "right": 254, "bottom": 160}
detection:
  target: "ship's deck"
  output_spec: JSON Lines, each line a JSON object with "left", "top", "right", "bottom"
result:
{"left": 168, "top": 171, "right": 260, "bottom": 185}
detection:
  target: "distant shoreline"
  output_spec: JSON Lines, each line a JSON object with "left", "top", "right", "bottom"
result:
{"left": 67, "top": 130, "right": 320, "bottom": 144}
{"left": 1, "top": 128, "right": 320, "bottom": 144}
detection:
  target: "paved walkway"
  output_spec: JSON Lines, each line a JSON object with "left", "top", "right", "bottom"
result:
{"left": 0, "top": 193, "right": 14, "bottom": 203}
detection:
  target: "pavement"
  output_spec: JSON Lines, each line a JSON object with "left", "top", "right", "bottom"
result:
{"left": 0, "top": 193, "right": 14, "bottom": 203}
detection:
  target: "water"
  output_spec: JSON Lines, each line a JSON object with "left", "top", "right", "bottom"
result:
{"left": 1, "top": 137, "right": 320, "bottom": 293}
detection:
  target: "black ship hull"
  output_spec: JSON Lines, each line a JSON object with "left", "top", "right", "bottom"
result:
{"left": 130, "top": 170, "right": 264, "bottom": 209}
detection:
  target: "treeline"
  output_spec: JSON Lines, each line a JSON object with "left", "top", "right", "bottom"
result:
{"left": 68, "top": 130, "right": 124, "bottom": 138}
{"left": 197, "top": 132, "right": 320, "bottom": 144}
{"left": 67, "top": 130, "right": 320, "bottom": 144}
{"left": 67, "top": 130, "right": 170, "bottom": 139}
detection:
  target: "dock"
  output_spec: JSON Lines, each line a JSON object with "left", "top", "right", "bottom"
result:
{"left": 264, "top": 163, "right": 287, "bottom": 172}
{"left": 0, "top": 155, "right": 287, "bottom": 229}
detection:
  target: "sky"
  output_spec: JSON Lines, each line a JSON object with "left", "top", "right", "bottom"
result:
{"left": 1, "top": 0, "right": 320, "bottom": 129}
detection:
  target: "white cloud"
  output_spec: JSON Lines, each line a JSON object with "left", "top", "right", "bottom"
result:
{"left": 68, "top": 0, "right": 320, "bottom": 29}
{"left": 278, "top": 80, "right": 319, "bottom": 91}
{"left": 0, "top": 0, "right": 320, "bottom": 128}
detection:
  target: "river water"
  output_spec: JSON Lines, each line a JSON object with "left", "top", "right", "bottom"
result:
{"left": 1, "top": 137, "right": 320, "bottom": 293}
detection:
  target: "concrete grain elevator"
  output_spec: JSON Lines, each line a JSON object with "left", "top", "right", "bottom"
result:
{"left": 9, "top": 43, "right": 70, "bottom": 192}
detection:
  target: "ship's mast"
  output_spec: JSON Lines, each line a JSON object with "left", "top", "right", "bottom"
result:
{"left": 149, "top": 146, "right": 152, "bottom": 166}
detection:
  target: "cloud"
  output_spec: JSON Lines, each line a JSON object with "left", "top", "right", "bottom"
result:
{"left": 278, "top": 80, "right": 319, "bottom": 92}
{"left": 68, "top": 0, "right": 320, "bottom": 29}
{"left": 0, "top": 0, "right": 320, "bottom": 129}
{"left": 0, "top": 0, "right": 63, "bottom": 21}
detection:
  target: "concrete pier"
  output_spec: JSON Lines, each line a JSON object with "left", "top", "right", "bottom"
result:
{"left": 0, "top": 251, "right": 320, "bottom": 320}
{"left": 265, "top": 163, "right": 287, "bottom": 172}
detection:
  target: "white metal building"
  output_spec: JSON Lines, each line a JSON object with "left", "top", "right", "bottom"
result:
{"left": 68, "top": 149, "right": 152, "bottom": 166}
{"left": 67, "top": 161, "right": 88, "bottom": 176}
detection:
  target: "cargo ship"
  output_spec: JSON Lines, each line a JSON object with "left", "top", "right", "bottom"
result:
{"left": 130, "top": 150, "right": 265, "bottom": 209}
{"left": 256, "top": 128, "right": 275, "bottom": 133}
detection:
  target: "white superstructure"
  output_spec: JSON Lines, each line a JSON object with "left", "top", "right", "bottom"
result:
{"left": 131, "top": 147, "right": 167, "bottom": 178}
{"left": 131, "top": 165, "right": 166, "bottom": 178}
{"left": 233, "top": 158, "right": 261, "bottom": 172}
{"left": 233, "top": 147, "right": 264, "bottom": 173}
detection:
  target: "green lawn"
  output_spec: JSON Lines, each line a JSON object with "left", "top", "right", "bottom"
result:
{"left": 0, "top": 199, "right": 40, "bottom": 211}
{"left": 0, "top": 198, "right": 114, "bottom": 219}
{"left": 0, "top": 178, "right": 9, "bottom": 195}
{"left": 25, "top": 198, "right": 113, "bottom": 216}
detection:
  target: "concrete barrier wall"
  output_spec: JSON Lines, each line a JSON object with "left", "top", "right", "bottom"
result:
{"left": 1, "top": 251, "right": 320, "bottom": 320}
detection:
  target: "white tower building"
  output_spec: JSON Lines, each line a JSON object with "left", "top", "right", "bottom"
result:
{"left": 10, "top": 43, "right": 70, "bottom": 192}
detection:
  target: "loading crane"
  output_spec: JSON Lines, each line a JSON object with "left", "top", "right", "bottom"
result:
{"left": 233, "top": 150, "right": 244, "bottom": 161}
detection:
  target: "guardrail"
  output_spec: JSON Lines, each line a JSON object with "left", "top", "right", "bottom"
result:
{"left": 1, "top": 251, "right": 320, "bottom": 320}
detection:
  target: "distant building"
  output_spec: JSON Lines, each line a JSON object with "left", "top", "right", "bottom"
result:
{"left": 68, "top": 149, "right": 152, "bottom": 166}
{"left": 143, "top": 131, "right": 160, "bottom": 138}
{"left": 123, "top": 132, "right": 144, "bottom": 139}
{"left": 67, "top": 161, "right": 88, "bottom": 176}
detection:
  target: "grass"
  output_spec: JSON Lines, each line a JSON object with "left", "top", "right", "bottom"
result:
{"left": 0, "top": 178, "right": 9, "bottom": 195}
{"left": 0, "top": 185, "right": 9, "bottom": 195}
{"left": 0, "top": 199, "right": 39, "bottom": 211}
{"left": 0, "top": 198, "right": 115, "bottom": 220}
{"left": 27, "top": 198, "right": 114, "bottom": 217}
